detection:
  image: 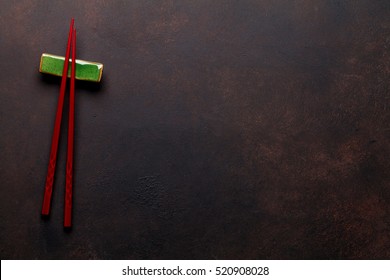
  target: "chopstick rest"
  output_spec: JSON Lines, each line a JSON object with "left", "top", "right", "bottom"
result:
{"left": 39, "top": 53, "right": 103, "bottom": 82}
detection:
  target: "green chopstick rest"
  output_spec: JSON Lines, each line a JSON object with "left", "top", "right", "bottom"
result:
{"left": 39, "top": 53, "right": 103, "bottom": 82}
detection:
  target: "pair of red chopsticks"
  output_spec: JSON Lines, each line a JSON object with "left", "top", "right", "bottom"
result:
{"left": 41, "top": 19, "right": 76, "bottom": 228}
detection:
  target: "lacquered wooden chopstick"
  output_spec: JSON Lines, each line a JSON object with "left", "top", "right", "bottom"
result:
{"left": 42, "top": 19, "right": 74, "bottom": 216}
{"left": 64, "top": 28, "right": 76, "bottom": 227}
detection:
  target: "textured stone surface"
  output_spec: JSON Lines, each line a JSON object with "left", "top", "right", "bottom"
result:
{"left": 0, "top": 0, "right": 390, "bottom": 259}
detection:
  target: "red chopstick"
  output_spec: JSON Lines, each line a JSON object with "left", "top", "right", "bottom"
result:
{"left": 64, "top": 28, "right": 76, "bottom": 227}
{"left": 42, "top": 19, "right": 74, "bottom": 216}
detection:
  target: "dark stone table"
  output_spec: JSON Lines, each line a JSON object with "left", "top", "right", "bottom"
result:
{"left": 1, "top": 0, "right": 390, "bottom": 259}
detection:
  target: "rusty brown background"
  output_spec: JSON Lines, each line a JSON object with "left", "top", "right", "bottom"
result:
{"left": 1, "top": 0, "right": 390, "bottom": 259}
